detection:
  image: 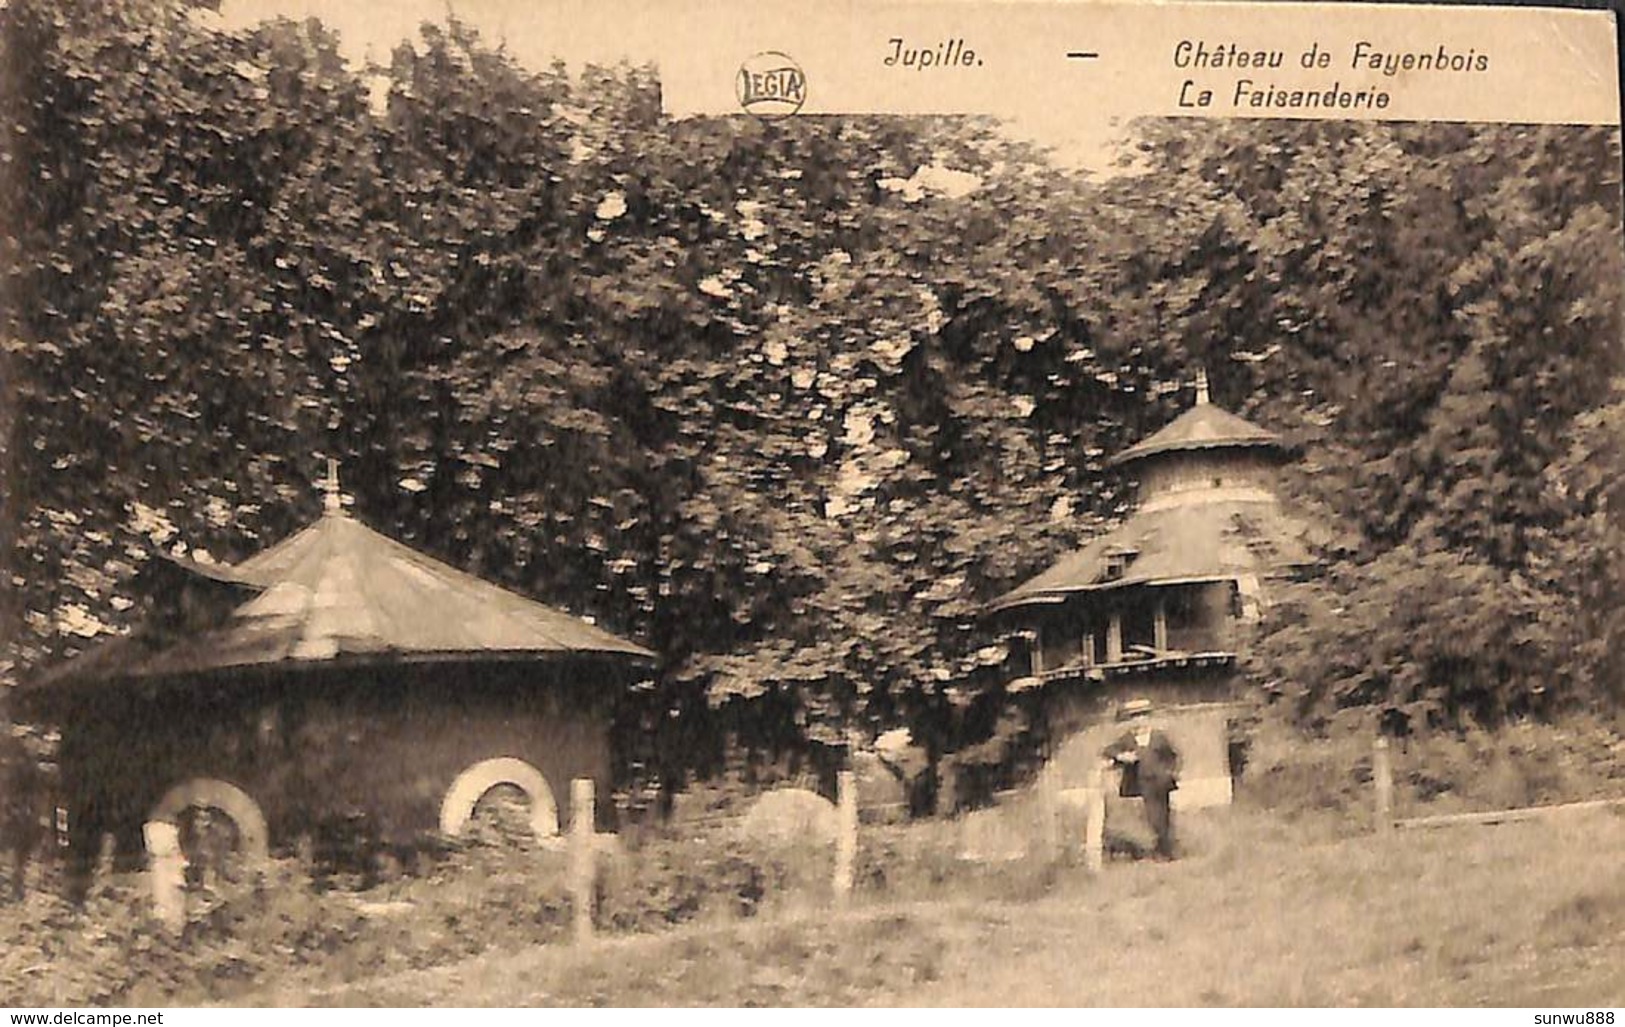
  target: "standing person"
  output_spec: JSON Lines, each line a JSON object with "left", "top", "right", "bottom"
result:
{"left": 1103, "top": 699, "right": 1181, "bottom": 860}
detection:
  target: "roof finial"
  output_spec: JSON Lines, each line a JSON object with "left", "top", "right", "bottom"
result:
{"left": 324, "top": 457, "right": 342, "bottom": 513}
{"left": 1194, "top": 367, "right": 1210, "bottom": 407}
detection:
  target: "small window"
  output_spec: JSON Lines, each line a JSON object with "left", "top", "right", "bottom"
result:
{"left": 1102, "top": 546, "right": 1137, "bottom": 581}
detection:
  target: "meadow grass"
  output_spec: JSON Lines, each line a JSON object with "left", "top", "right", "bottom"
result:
{"left": 286, "top": 804, "right": 1625, "bottom": 1006}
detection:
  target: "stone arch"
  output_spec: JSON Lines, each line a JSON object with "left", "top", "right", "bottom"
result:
{"left": 147, "top": 777, "right": 270, "bottom": 863}
{"left": 439, "top": 757, "right": 559, "bottom": 841}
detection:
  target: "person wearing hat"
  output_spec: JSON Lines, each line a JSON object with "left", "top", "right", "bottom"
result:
{"left": 1102, "top": 699, "right": 1181, "bottom": 860}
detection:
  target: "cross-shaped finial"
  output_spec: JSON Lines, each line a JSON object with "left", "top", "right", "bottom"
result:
{"left": 323, "top": 457, "right": 342, "bottom": 513}
{"left": 1194, "top": 367, "right": 1210, "bottom": 406}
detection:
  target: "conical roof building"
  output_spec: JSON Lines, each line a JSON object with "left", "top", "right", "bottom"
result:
{"left": 987, "top": 371, "right": 1322, "bottom": 808}
{"left": 991, "top": 370, "right": 1318, "bottom": 616}
{"left": 20, "top": 474, "right": 655, "bottom": 879}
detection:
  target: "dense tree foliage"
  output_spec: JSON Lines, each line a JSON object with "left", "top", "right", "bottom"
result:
{"left": 2, "top": 0, "right": 1620, "bottom": 776}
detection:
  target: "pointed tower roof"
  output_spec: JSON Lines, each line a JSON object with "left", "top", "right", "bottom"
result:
{"left": 23, "top": 498, "right": 654, "bottom": 692}
{"left": 986, "top": 371, "right": 1316, "bottom": 613}
{"left": 224, "top": 508, "right": 655, "bottom": 664}
{"left": 1108, "top": 369, "right": 1282, "bottom": 468}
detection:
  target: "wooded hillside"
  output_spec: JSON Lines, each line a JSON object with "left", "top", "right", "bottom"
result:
{"left": 3, "top": 0, "right": 1620, "bottom": 767}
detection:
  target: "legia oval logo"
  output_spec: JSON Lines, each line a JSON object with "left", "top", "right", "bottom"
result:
{"left": 736, "top": 51, "right": 807, "bottom": 118}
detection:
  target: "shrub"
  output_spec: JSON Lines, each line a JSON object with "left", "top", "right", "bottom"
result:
{"left": 0, "top": 835, "right": 579, "bottom": 1006}
{"left": 1235, "top": 708, "right": 1625, "bottom": 823}
{"left": 601, "top": 824, "right": 837, "bottom": 932}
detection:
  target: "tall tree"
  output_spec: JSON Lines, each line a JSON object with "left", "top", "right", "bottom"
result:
{"left": 3, "top": 2, "right": 1619, "bottom": 761}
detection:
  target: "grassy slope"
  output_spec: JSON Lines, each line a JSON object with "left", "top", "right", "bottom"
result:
{"left": 254, "top": 806, "right": 1625, "bottom": 1007}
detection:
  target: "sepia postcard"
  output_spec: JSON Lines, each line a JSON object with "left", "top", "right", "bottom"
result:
{"left": 0, "top": 0, "right": 1621, "bottom": 1011}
